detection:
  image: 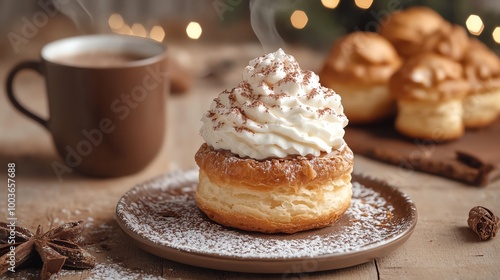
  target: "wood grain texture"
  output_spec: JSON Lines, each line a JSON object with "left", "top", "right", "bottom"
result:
{"left": 0, "top": 43, "right": 499, "bottom": 280}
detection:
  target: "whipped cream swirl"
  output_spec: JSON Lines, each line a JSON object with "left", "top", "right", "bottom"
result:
{"left": 200, "top": 49, "right": 348, "bottom": 160}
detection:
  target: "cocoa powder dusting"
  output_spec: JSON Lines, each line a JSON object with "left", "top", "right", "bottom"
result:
{"left": 269, "top": 93, "right": 287, "bottom": 100}
{"left": 248, "top": 100, "right": 269, "bottom": 113}
{"left": 228, "top": 92, "right": 236, "bottom": 103}
{"left": 234, "top": 126, "right": 255, "bottom": 134}
{"left": 214, "top": 98, "right": 224, "bottom": 109}
{"left": 259, "top": 65, "right": 275, "bottom": 76}
{"left": 302, "top": 70, "right": 312, "bottom": 82}
{"left": 206, "top": 111, "right": 215, "bottom": 118}
{"left": 318, "top": 108, "right": 334, "bottom": 117}
{"left": 276, "top": 72, "right": 299, "bottom": 87}
{"left": 240, "top": 83, "right": 256, "bottom": 100}
{"left": 322, "top": 88, "right": 337, "bottom": 98}
{"left": 306, "top": 89, "right": 319, "bottom": 100}
{"left": 214, "top": 121, "right": 224, "bottom": 130}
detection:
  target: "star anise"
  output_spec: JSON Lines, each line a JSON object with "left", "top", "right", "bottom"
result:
{"left": 0, "top": 221, "right": 95, "bottom": 280}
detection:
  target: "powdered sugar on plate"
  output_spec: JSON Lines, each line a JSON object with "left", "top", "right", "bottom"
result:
{"left": 116, "top": 169, "right": 415, "bottom": 260}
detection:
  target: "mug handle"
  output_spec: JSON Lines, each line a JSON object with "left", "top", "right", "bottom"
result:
{"left": 5, "top": 61, "right": 49, "bottom": 128}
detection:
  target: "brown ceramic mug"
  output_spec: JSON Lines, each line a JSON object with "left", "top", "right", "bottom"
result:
{"left": 6, "top": 35, "right": 168, "bottom": 179}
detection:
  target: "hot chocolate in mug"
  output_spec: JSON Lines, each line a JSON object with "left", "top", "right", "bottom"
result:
{"left": 6, "top": 35, "right": 169, "bottom": 178}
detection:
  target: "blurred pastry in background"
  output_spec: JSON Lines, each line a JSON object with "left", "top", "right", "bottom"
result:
{"left": 461, "top": 40, "right": 500, "bottom": 128}
{"left": 319, "top": 32, "right": 401, "bottom": 124}
{"left": 379, "top": 6, "right": 449, "bottom": 58}
{"left": 420, "top": 24, "right": 470, "bottom": 61}
{"left": 169, "top": 48, "right": 193, "bottom": 94}
{"left": 170, "top": 58, "right": 192, "bottom": 94}
{"left": 389, "top": 53, "right": 470, "bottom": 141}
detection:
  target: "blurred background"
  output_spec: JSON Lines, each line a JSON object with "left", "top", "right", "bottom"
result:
{"left": 1, "top": 0, "right": 499, "bottom": 58}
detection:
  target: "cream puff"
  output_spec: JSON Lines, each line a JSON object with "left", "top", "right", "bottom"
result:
{"left": 319, "top": 32, "right": 401, "bottom": 124}
{"left": 389, "top": 53, "right": 470, "bottom": 141}
{"left": 461, "top": 40, "right": 500, "bottom": 128}
{"left": 420, "top": 24, "right": 470, "bottom": 61}
{"left": 195, "top": 49, "right": 353, "bottom": 234}
{"left": 379, "top": 6, "right": 449, "bottom": 58}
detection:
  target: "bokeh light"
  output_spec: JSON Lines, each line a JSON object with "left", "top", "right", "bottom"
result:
{"left": 465, "top": 15, "right": 484, "bottom": 36}
{"left": 321, "top": 0, "right": 340, "bottom": 9}
{"left": 150, "top": 25, "right": 165, "bottom": 42}
{"left": 131, "top": 23, "right": 147, "bottom": 37}
{"left": 493, "top": 27, "right": 500, "bottom": 44}
{"left": 186, "top": 22, "right": 202, "bottom": 39}
{"left": 108, "top": 13, "right": 124, "bottom": 30}
{"left": 114, "top": 24, "right": 131, "bottom": 35}
{"left": 354, "top": 0, "right": 373, "bottom": 10}
{"left": 290, "top": 10, "right": 308, "bottom": 30}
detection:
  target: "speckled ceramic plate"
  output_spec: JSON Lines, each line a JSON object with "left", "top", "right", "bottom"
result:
{"left": 116, "top": 169, "right": 417, "bottom": 274}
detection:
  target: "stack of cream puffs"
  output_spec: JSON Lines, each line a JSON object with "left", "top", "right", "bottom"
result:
{"left": 461, "top": 40, "right": 500, "bottom": 128}
{"left": 319, "top": 32, "right": 401, "bottom": 124}
{"left": 379, "top": 6, "right": 449, "bottom": 58}
{"left": 389, "top": 53, "right": 470, "bottom": 140}
{"left": 321, "top": 6, "right": 500, "bottom": 141}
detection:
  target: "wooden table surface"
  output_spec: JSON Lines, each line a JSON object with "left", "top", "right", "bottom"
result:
{"left": 0, "top": 39, "right": 499, "bottom": 280}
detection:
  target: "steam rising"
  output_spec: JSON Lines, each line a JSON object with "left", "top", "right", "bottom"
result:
{"left": 250, "top": 0, "right": 294, "bottom": 51}
{"left": 59, "top": 0, "right": 294, "bottom": 48}
{"left": 57, "top": 0, "right": 94, "bottom": 31}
